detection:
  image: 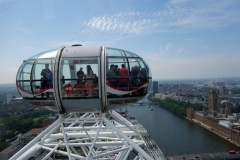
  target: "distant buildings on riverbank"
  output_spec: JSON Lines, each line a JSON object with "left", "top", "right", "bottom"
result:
{"left": 151, "top": 79, "right": 240, "bottom": 146}
{"left": 187, "top": 108, "right": 240, "bottom": 146}
{"left": 187, "top": 88, "right": 240, "bottom": 146}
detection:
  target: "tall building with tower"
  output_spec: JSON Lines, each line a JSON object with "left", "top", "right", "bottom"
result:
{"left": 153, "top": 81, "right": 158, "bottom": 97}
{"left": 208, "top": 88, "right": 220, "bottom": 112}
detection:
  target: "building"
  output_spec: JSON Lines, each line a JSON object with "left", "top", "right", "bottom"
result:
{"left": 187, "top": 108, "right": 194, "bottom": 120}
{"left": 0, "top": 124, "right": 6, "bottom": 142}
{"left": 152, "top": 81, "right": 158, "bottom": 97}
{"left": 6, "top": 94, "right": 12, "bottom": 104}
{"left": 19, "top": 128, "right": 45, "bottom": 146}
{"left": 42, "top": 116, "right": 57, "bottom": 128}
{"left": 186, "top": 109, "right": 240, "bottom": 147}
{"left": 0, "top": 140, "right": 24, "bottom": 160}
{"left": 225, "top": 103, "right": 231, "bottom": 117}
{"left": 208, "top": 88, "right": 220, "bottom": 112}
{"left": 155, "top": 93, "right": 177, "bottom": 100}
{"left": 158, "top": 84, "right": 163, "bottom": 93}
{"left": 219, "top": 86, "right": 227, "bottom": 94}
{"left": 0, "top": 128, "right": 45, "bottom": 160}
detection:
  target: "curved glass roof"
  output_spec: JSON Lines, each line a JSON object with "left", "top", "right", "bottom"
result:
{"left": 106, "top": 47, "right": 138, "bottom": 57}
{"left": 26, "top": 49, "right": 58, "bottom": 60}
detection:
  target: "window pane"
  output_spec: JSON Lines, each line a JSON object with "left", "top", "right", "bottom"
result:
{"left": 17, "top": 62, "right": 26, "bottom": 81}
{"left": 123, "top": 50, "right": 138, "bottom": 57}
{"left": 16, "top": 59, "right": 35, "bottom": 98}
{"left": 106, "top": 47, "right": 125, "bottom": 57}
{"left": 18, "top": 81, "right": 32, "bottom": 97}
{"left": 128, "top": 58, "right": 148, "bottom": 96}
{"left": 148, "top": 78, "right": 152, "bottom": 92}
{"left": 32, "top": 59, "right": 54, "bottom": 99}
{"left": 17, "top": 60, "right": 35, "bottom": 97}
{"left": 38, "top": 49, "right": 58, "bottom": 58}
{"left": 106, "top": 57, "right": 129, "bottom": 98}
{"left": 21, "top": 60, "right": 34, "bottom": 80}
{"left": 142, "top": 59, "right": 152, "bottom": 77}
{"left": 60, "top": 57, "right": 99, "bottom": 98}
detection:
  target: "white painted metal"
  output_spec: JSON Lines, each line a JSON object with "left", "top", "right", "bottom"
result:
{"left": 54, "top": 47, "right": 65, "bottom": 113}
{"left": 10, "top": 115, "right": 64, "bottom": 160}
{"left": 10, "top": 112, "right": 157, "bottom": 160}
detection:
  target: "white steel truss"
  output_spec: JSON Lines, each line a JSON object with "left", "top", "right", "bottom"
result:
{"left": 10, "top": 111, "right": 156, "bottom": 160}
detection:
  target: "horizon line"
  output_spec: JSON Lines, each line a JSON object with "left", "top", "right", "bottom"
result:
{"left": 1, "top": 76, "right": 240, "bottom": 85}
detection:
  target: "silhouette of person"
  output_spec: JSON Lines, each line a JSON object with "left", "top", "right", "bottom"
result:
{"left": 41, "top": 64, "right": 51, "bottom": 98}
{"left": 77, "top": 67, "right": 85, "bottom": 84}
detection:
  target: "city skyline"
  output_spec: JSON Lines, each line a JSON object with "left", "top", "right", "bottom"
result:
{"left": 1, "top": 0, "right": 240, "bottom": 84}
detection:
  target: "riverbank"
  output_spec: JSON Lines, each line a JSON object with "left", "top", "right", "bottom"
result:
{"left": 186, "top": 116, "right": 240, "bottom": 147}
{"left": 127, "top": 99, "right": 239, "bottom": 156}
{"left": 167, "top": 151, "right": 240, "bottom": 160}
{"left": 148, "top": 95, "right": 240, "bottom": 153}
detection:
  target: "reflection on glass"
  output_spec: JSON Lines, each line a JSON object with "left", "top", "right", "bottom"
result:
{"left": 123, "top": 50, "right": 138, "bottom": 57}
{"left": 38, "top": 49, "right": 58, "bottom": 58}
{"left": 142, "top": 59, "right": 151, "bottom": 77}
{"left": 106, "top": 47, "right": 125, "bottom": 57}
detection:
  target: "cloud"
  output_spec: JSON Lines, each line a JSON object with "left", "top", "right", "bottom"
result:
{"left": 159, "top": 43, "right": 171, "bottom": 55}
{"left": 81, "top": 1, "right": 240, "bottom": 36}
{"left": 177, "top": 47, "right": 184, "bottom": 54}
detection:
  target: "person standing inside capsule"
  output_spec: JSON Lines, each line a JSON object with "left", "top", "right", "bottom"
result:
{"left": 41, "top": 64, "right": 51, "bottom": 98}
{"left": 108, "top": 64, "right": 119, "bottom": 87}
{"left": 77, "top": 67, "right": 85, "bottom": 84}
{"left": 131, "top": 65, "right": 139, "bottom": 87}
{"left": 47, "top": 71, "right": 53, "bottom": 87}
{"left": 85, "top": 65, "right": 94, "bottom": 96}
{"left": 118, "top": 64, "right": 129, "bottom": 88}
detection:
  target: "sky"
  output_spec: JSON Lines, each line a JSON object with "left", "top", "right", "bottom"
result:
{"left": 0, "top": 0, "right": 240, "bottom": 84}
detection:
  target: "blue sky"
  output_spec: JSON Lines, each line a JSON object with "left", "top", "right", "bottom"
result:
{"left": 0, "top": 0, "right": 240, "bottom": 84}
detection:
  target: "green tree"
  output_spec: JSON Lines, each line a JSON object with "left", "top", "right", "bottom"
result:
{"left": 6, "top": 130, "right": 15, "bottom": 139}
{"left": 0, "top": 142, "right": 11, "bottom": 152}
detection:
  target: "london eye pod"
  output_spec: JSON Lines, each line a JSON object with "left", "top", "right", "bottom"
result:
{"left": 16, "top": 45, "right": 152, "bottom": 113}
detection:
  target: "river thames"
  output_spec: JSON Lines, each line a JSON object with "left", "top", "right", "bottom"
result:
{"left": 126, "top": 96, "right": 240, "bottom": 156}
